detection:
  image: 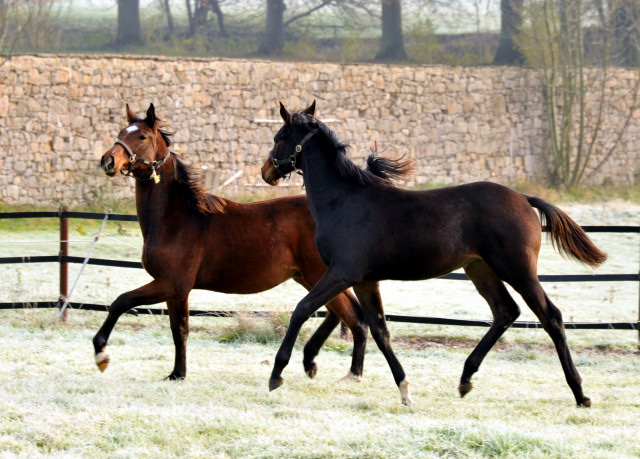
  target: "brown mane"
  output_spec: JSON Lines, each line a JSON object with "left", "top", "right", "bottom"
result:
{"left": 173, "top": 154, "right": 227, "bottom": 215}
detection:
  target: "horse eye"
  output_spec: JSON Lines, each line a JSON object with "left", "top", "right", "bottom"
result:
{"left": 140, "top": 135, "right": 147, "bottom": 140}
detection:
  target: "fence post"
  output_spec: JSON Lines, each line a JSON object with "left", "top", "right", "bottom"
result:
{"left": 58, "top": 204, "right": 68, "bottom": 323}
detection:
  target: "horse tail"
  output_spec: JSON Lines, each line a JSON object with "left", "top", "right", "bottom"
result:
{"left": 365, "top": 153, "right": 414, "bottom": 184}
{"left": 525, "top": 195, "right": 607, "bottom": 268}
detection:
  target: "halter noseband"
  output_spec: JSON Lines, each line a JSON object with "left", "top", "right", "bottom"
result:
{"left": 114, "top": 139, "right": 171, "bottom": 184}
{"left": 271, "top": 131, "right": 315, "bottom": 178}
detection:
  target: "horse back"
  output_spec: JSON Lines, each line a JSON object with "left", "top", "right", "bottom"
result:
{"left": 316, "top": 181, "right": 542, "bottom": 281}
{"left": 190, "top": 194, "right": 320, "bottom": 293}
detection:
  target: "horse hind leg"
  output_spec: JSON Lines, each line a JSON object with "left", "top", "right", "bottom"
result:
{"left": 512, "top": 279, "right": 590, "bottom": 407}
{"left": 460, "top": 260, "right": 521, "bottom": 398}
{"left": 301, "top": 308, "right": 341, "bottom": 378}
{"left": 295, "top": 278, "right": 368, "bottom": 381}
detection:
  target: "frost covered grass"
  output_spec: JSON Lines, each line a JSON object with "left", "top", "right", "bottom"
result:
{"left": 0, "top": 202, "right": 638, "bottom": 457}
{"left": 0, "top": 311, "right": 639, "bottom": 458}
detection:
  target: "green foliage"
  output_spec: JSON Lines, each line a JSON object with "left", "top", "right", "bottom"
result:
{"left": 405, "top": 18, "right": 441, "bottom": 64}
{"left": 336, "top": 27, "right": 378, "bottom": 62}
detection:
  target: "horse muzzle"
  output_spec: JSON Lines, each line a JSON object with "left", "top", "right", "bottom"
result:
{"left": 261, "top": 162, "right": 281, "bottom": 186}
{"left": 101, "top": 154, "right": 118, "bottom": 177}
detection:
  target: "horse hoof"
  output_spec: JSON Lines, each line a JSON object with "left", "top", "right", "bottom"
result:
{"left": 164, "top": 373, "right": 185, "bottom": 381}
{"left": 399, "top": 379, "right": 413, "bottom": 406}
{"left": 459, "top": 382, "right": 473, "bottom": 398}
{"left": 95, "top": 352, "right": 110, "bottom": 372}
{"left": 305, "top": 362, "right": 318, "bottom": 379}
{"left": 578, "top": 397, "right": 591, "bottom": 408}
{"left": 269, "top": 377, "right": 284, "bottom": 391}
{"left": 338, "top": 372, "right": 362, "bottom": 383}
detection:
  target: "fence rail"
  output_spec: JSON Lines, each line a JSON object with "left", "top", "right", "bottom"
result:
{"left": 1, "top": 210, "right": 638, "bottom": 336}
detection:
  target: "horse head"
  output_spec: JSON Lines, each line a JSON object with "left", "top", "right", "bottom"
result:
{"left": 261, "top": 100, "right": 317, "bottom": 185}
{"left": 100, "top": 103, "right": 172, "bottom": 183}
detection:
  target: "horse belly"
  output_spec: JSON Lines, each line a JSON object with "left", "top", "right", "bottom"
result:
{"left": 194, "top": 252, "right": 297, "bottom": 295}
{"left": 367, "top": 240, "right": 471, "bottom": 282}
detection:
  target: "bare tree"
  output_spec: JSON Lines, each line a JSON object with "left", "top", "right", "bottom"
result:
{"left": 375, "top": 0, "right": 408, "bottom": 60}
{"left": 612, "top": 0, "right": 639, "bottom": 67}
{"left": 0, "top": 0, "right": 71, "bottom": 62}
{"left": 159, "top": 0, "right": 174, "bottom": 36}
{"left": 519, "top": 0, "right": 640, "bottom": 187}
{"left": 116, "top": 0, "right": 141, "bottom": 48}
{"left": 254, "top": 0, "right": 379, "bottom": 56}
{"left": 185, "top": 0, "right": 229, "bottom": 38}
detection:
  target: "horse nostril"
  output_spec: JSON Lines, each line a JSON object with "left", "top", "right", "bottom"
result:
{"left": 101, "top": 155, "right": 115, "bottom": 171}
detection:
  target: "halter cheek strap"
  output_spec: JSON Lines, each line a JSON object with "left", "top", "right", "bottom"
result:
{"left": 114, "top": 139, "right": 171, "bottom": 184}
{"left": 271, "top": 131, "right": 315, "bottom": 177}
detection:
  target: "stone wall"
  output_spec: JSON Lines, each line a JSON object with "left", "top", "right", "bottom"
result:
{"left": 1, "top": 54, "right": 638, "bottom": 208}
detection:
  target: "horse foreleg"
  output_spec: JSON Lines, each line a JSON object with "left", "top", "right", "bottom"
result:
{"left": 352, "top": 281, "right": 411, "bottom": 406}
{"left": 269, "top": 270, "right": 352, "bottom": 391}
{"left": 166, "top": 299, "right": 189, "bottom": 380}
{"left": 92, "top": 279, "right": 172, "bottom": 372}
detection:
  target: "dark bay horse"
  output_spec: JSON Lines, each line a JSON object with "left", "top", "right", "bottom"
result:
{"left": 260, "top": 101, "right": 607, "bottom": 406}
{"left": 95, "top": 103, "right": 368, "bottom": 381}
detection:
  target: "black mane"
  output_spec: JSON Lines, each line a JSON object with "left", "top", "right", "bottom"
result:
{"left": 291, "top": 111, "right": 412, "bottom": 186}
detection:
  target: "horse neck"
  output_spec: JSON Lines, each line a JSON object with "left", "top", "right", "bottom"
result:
{"left": 133, "top": 158, "right": 186, "bottom": 237}
{"left": 301, "top": 140, "right": 357, "bottom": 219}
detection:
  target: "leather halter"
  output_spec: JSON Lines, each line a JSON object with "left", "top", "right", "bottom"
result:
{"left": 270, "top": 131, "right": 314, "bottom": 178}
{"left": 114, "top": 139, "right": 171, "bottom": 183}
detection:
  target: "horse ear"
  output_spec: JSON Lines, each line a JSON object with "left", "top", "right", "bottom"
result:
{"left": 145, "top": 103, "right": 157, "bottom": 128}
{"left": 303, "top": 100, "right": 316, "bottom": 116}
{"left": 279, "top": 101, "right": 291, "bottom": 125}
{"left": 126, "top": 104, "right": 138, "bottom": 124}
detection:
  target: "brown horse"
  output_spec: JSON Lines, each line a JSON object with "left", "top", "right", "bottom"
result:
{"left": 261, "top": 101, "right": 607, "bottom": 406}
{"left": 94, "top": 103, "right": 368, "bottom": 381}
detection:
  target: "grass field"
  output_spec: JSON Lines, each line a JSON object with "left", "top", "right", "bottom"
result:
{"left": 0, "top": 201, "right": 638, "bottom": 457}
{"left": 0, "top": 311, "right": 639, "bottom": 458}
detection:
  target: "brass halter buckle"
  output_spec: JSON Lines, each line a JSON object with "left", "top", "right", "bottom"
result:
{"left": 114, "top": 139, "right": 170, "bottom": 183}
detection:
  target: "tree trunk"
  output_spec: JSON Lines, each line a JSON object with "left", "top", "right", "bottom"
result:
{"left": 163, "top": 0, "right": 174, "bottom": 35}
{"left": 211, "top": 0, "right": 229, "bottom": 38}
{"left": 257, "top": 0, "right": 285, "bottom": 55}
{"left": 116, "top": 0, "right": 141, "bottom": 48}
{"left": 375, "top": 0, "right": 408, "bottom": 61}
{"left": 492, "top": 0, "right": 524, "bottom": 65}
{"left": 185, "top": 0, "right": 195, "bottom": 36}
{"left": 613, "top": 0, "right": 639, "bottom": 67}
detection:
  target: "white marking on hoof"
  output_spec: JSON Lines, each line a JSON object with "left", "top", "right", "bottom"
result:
{"left": 399, "top": 378, "right": 413, "bottom": 406}
{"left": 338, "top": 373, "right": 362, "bottom": 383}
{"left": 95, "top": 352, "right": 110, "bottom": 372}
